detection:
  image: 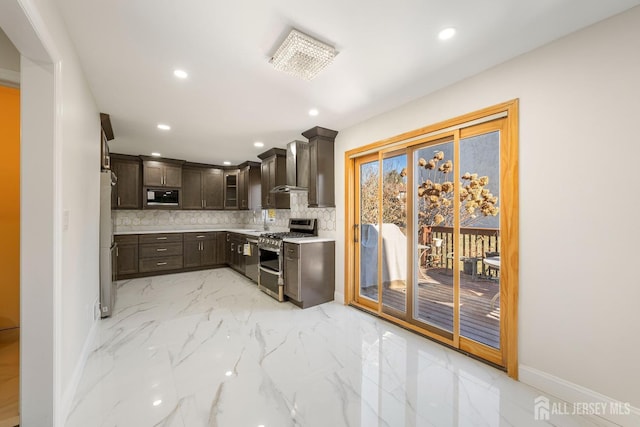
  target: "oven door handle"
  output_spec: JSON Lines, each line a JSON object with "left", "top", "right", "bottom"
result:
{"left": 259, "top": 265, "right": 280, "bottom": 276}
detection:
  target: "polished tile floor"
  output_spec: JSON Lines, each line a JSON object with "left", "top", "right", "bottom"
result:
{"left": 67, "top": 269, "right": 613, "bottom": 427}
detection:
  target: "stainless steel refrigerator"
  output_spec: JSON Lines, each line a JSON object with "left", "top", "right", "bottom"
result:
{"left": 99, "top": 170, "right": 117, "bottom": 317}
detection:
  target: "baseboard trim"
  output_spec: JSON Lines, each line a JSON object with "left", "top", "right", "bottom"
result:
{"left": 520, "top": 365, "right": 640, "bottom": 426}
{"left": 60, "top": 319, "right": 99, "bottom": 425}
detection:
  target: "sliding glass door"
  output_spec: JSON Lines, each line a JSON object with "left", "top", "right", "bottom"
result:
{"left": 346, "top": 101, "right": 518, "bottom": 374}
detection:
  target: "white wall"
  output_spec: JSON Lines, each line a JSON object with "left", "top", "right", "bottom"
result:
{"left": 335, "top": 5, "right": 640, "bottom": 412}
{"left": 0, "top": 0, "right": 100, "bottom": 424}
{"left": 0, "top": 25, "right": 20, "bottom": 86}
{"left": 0, "top": 28, "right": 19, "bottom": 71}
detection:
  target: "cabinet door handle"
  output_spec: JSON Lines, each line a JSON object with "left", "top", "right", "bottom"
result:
{"left": 156, "top": 237, "right": 168, "bottom": 240}
{"left": 231, "top": 243, "right": 235, "bottom": 251}
{"left": 203, "top": 199, "right": 206, "bottom": 208}
{"left": 117, "top": 196, "right": 121, "bottom": 206}
{"left": 116, "top": 247, "right": 119, "bottom": 257}
{"left": 196, "top": 235, "right": 205, "bottom": 238}
{"left": 156, "top": 248, "right": 167, "bottom": 252}
{"left": 157, "top": 262, "right": 167, "bottom": 266}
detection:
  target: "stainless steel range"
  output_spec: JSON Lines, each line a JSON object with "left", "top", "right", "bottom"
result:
{"left": 258, "top": 218, "right": 317, "bottom": 301}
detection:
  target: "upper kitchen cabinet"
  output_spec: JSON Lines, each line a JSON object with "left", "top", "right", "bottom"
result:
{"left": 258, "top": 148, "right": 289, "bottom": 209}
{"left": 182, "top": 164, "right": 224, "bottom": 210}
{"left": 110, "top": 153, "right": 141, "bottom": 209}
{"left": 203, "top": 168, "right": 224, "bottom": 209}
{"left": 301, "top": 126, "right": 338, "bottom": 208}
{"left": 238, "top": 161, "right": 261, "bottom": 210}
{"left": 224, "top": 169, "right": 239, "bottom": 209}
{"left": 141, "top": 156, "right": 184, "bottom": 188}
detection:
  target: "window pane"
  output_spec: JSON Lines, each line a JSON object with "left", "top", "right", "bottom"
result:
{"left": 414, "top": 141, "right": 454, "bottom": 332}
{"left": 359, "top": 160, "right": 380, "bottom": 303}
{"left": 381, "top": 154, "right": 407, "bottom": 313}
{"left": 459, "top": 130, "right": 500, "bottom": 349}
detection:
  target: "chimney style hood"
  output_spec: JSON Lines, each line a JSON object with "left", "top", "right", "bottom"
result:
{"left": 270, "top": 140, "right": 309, "bottom": 193}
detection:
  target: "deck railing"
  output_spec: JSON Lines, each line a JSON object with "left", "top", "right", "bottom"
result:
{"left": 429, "top": 226, "right": 500, "bottom": 277}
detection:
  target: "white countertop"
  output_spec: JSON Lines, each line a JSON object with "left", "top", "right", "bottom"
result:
{"left": 115, "top": 228, "right": 263, "bottom": 237}
{"left": 283, "top": 237, "right": 335, "bottom": 244}
{"left": 114, "top": 228, "right": 335, "bottom": 243}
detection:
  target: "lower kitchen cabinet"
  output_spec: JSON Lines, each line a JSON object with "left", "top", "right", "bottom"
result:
{"left": 284, "top": 241, "right": 335, "bottom": 308}
{"left": 184, "top": 232, "right": 221, "bottom": 268}
{"left": 225, "top": 232, "right": 246, "bottom": 275}
{"left": 115, "top": 235, "right": 138, "bottom": 277}
{"left": 138, "top": 233, "right": 184, "bottom": 274}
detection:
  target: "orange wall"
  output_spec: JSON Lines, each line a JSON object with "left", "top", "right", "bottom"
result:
{"left": 0, "top": 85, "right": 20, "bottom": 330}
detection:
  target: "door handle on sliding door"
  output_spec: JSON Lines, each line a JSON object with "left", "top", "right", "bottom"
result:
{"left": 354, "top": 224, "right": 359, "bottom": 243}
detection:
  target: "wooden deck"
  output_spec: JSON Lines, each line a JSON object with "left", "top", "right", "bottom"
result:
{"left": 361, "top": 268, "right": 500, "bottom": 348}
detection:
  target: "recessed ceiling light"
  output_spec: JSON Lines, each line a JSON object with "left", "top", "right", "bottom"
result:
{"left": 223, "top": 161, "right": 231, "bottom": 166}
{"left": 152, "top": 399, "right": 162, "bottom": 407}
{"left": 309, "top": 108, "right": 319, "bottom": 117}
{"left": 151, "top": 152, "right": 162, "bottom": 157}
{"left": 173, "top": 69, "right": 188, "bottom": 79}
{"left": 438, "top": 27, "right": 456, "bottom": 41}
{"left": 254, "top": 141, "right": 264, "bottom": 148}
{"left": 225, "top": 370, "right": 233, "bottom": 377}
{"left": 157, "top": 124, "right": 171, "bottom": 131}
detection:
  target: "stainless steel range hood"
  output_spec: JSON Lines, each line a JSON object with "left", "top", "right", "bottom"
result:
{"left": 270, "top": 140, "right": 309, "bottom": 193}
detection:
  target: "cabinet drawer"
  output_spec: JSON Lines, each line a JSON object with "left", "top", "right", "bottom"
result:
{"left": 139, "top": 256, "right": 183, "bottom": 273}
{"left": 139, "top": 233, "right": 183, "bottom": 244}
{"left": 139, "top": 242, "right": 183, "bottom": 258}
{"left": 115, "top": 234, "right": 138, "bottom": 245}
{"left": 284, "top": 242, "right": 299, "bottom": 259}
{"left": 183, "top": 232, "right": 217, "bottom": 241}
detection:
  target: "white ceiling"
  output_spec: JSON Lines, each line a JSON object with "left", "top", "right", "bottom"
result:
{"left": 58, "top": 0, "right": 639, "bottom": 165}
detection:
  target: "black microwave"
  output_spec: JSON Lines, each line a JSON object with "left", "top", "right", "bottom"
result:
{"left": 146, "top": 189, "right": 180, "bottom": 207}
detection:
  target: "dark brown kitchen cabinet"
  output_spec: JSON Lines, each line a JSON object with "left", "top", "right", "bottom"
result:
{"left": 301, "top": 126, "right": 338, "bottom": 208}
{"left": 111, "top": 154, "right": 141, "bottom": 209}
{"left": 141, "top": 157, "right": 183, "bottom": 188}
{"left": 182, "top": 168, "right": 202, "bottom": 209}
{"left": 114, "top": 234, "right": 139, "bottom": 277}
{"left": 224, "top": 170, "right": 239, "bottom": 209}
{"left": 182, "top": 166, "right": 224, "bottom": 210}
{"left": 203, "top": 169, "right": 224, "bottom": 209}
{"left": 138, "top": 233, "right": 183, "bottom": 273}
{"left": 184, "top": 232, "right": 220, "bottom": 268}
{"left": 216, "top": 232, "right": 226, "bottom": 264}
{"left": 284, "top": 240, "right": 335, "bottom": 309}
{"left": 258, "top": 148, "right": 289, "bottom": 209}
{"left": 238, "top": 162, "right": 261, "bottom": 210}
{"left": 225, "top": 232, "right": 246, "bottom": 274}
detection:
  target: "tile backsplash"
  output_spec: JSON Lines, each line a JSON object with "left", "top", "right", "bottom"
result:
{"left": 113, "top": 192, "right": 336, "bottom": 236}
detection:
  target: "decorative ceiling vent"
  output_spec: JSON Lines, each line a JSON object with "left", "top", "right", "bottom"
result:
{"left": 270, "top": 29, "right": 337, "bottom": 81}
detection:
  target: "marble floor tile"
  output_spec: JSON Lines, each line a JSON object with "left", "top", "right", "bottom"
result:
{"left": 67, "top": 269, "right": 615, "bottom": 427}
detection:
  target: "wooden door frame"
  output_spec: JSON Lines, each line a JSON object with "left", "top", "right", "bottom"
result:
{"left": 344, "top": 99, "right": 519, "bottom": 379}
